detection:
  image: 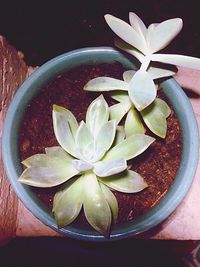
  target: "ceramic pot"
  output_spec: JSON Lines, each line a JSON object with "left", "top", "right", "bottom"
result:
{"left": 2, "top": 47, "right": 199, "bottom": 241}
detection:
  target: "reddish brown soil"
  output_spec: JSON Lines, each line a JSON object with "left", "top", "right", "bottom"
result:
{"left": 19, "top": 62, "right": 182, "bottom": 229}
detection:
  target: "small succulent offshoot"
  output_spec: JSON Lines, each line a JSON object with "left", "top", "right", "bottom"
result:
{"left": 84, "top": 12, "right": 200, "bottom": 138}
{"left": 19, "top": 95, "right": 155, "bottom": 237}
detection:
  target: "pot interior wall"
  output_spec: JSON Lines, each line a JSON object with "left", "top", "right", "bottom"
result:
{"left": 3, "top": 47, "right": 199, "bottom": 241}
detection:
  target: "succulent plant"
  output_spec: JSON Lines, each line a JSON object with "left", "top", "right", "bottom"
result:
{"left": 84, "top": 73, "right": 171, "bottom": 138}
{"left": 19, "top": 95, "right": 155, "bottom": 236}
{"left": 84, "top": 12, "right": 200, "bottom": 138}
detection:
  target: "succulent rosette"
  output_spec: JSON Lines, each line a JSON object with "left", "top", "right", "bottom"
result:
{"left": 19, "top": 95, "right": 155, "bottom": 236}
{"left": 84, "top": 13, "right": 200, "bottom": 138}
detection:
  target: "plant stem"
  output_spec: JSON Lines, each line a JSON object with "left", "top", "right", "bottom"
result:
{"left": 140, "top": 57, "right": 151, "bottom": 72}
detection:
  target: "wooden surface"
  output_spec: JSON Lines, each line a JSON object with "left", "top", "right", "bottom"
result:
{"left": 0, "top": 36, "right": 28, "bottom": 245}
{"left": 0, "top": 39, "right": 200, "bottom": 244}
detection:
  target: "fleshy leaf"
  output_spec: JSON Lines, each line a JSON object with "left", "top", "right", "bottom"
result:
{"left": 83, "top": 172, "right": 111, "bottom": 237}
{"left": 53, "top": 105, "right": 78, "bottom": 138}
{"left": 154, "top": 98, "right": 171, "bottom": 118}
{"left": 148, "top": 66, "right": 176, "bottom": 79}
{"left": 45, "top": 146, "right": 74, "bottom": 161}
{"left": 86, "top": 95, "right": 109, "bottom": 137}
{"left": 110, "top": 91, "right": 130, "bottom": 103}
{"left": 84, "top": 77, "right": 128, "bottom": 92}
{"left": 128, "top": 69, "right": 157, "bottom": 111}
{"left": 151, "top": 54, "right": 200, "bottom": 70}
{"left": 147, "top": 18, "right": 183, "bottom": 53}
{"left": 90, "top": 147, "right": 106, "bottom": 164}
{"left": 96, "top": 120, "right": 116, "bottom": 154}
{"left": 100, "top": 183, "right": 118, "bottom": 223}
{"left": 123, "top": 67, "right": 175, "bottom": 81}
{"left": 22, "top": 154, "right": 61, "bottom": 168}
{"left": 123, "top": 70, "right": 136, "bottom": 83}
{"left": 113, "top": 126, "right": 125, "bottom": 146}
{"left": 94, "top": 158, "right": 127, "bottom": 177}
{"left": 53, "top": 105, "right": 76, "bottom": 157}
{"left": 105, "top": 14, "right": 148, "bottom": 54}
{"left": 109, "top": 102, "right": 131, "bottom": 124}
{"left": 103, "top": 134, "right": 155, "bottom": 161}
{"left": 99, "top": 170, "right": 148, "bottom": 193}
{"left": 19, "top": 156, "right": 79, "bottom": 187}
{"left": 114, "top": 38, "right": 145, "bottom": 63}
{"left": 141, "top": 102, "right": 167, "bottom": 138}
{"left": 75, "top": 121, "right": 94, "bottom": 152}
{"left": 125, "top": 108, "right": 145, "bottom": 136}
{"left": 72, "top": 159, "right": 93, "bottom": 172}
{"left": 129, "top": 12, "right": 147, "bottom": 39}
{"left": 53, "top": 177, "right": 83, "bottom": 227}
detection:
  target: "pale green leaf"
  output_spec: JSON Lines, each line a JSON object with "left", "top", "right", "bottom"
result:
{"left": 86, "top": 95, "right": 109, "bottom": 137}
{"left": 128, "top": 69, "right": 157, "bottom": 111}
{"left": 103, "top": 134, "right": 155, "bottom": 161}
{"left": 114, "top": 38, "right": 145, "bottom": 62}
{"left": 113, "top": 126, "right": 125, "bottom": 146}
{"left": 96, "top": 120, "right": 116, "bottom": 154}
{"left": 53, "top": 177, "right": 83, "bottom": 227}
{"left": 53, "top": 105, "right": 76, "bottom": 157}
{"left": 19, "top": 156, "right": 79, "bottom": 187}
{"left": 123, "top": 67, "right": 175, "bottom": 81}
{"left": 72, "top": 159, "right": 93, "bottom": 172}
{"left": 109, "top": 102, "right": 131, "bottom": 124}
{"left": 22, "top": 154, "right": 58, "bottom": 168}
{"left": 22, "top": 153, "right": 73, "bottom": 168}
{"left": 141, "top": 102, "right": 167, "bottom": 138}
{"left": 129, "top": 12, "right": 147, "bottom": 39}
{"left": 100, "top": 183, "right": 118, "bottom": 223}
{"left": 45, "top": 146, "right": 74, "bottom": 161}
{"left": 94, "top": 158, "right": 127, "bottom": 177}
{"left": 53, "top": 105, "right": 78, "bottom": 138}
{"left": 123, "top": 70, "right": 136, "bottom": 83}
{"left": 105, "top": 14, "right": 148, "bottom": 54}
{"left": 146, "top": 23, "right": 158, "bottom": 44}
{"left": 90, "top": 147, "right": 107, "bottom": 164}
{"left": 125, "top": 108, "right": 145, "bottom": 137}
{"left": 83, "top": 172, "right": 111, "bottom": 236}
{"left": 99, "top": 170, "right": 148, "bottom": 193}
{"left": 148, "top": 66, "right": 176, "bottom": 79}
{"left": 154, "top": 98, "right": 171, "bottom": 118}
{"left": 76, "top": 142, "right": 95, "bottom": 162}
{"left": 75, "top": 121, "right": 94, "bottom": 151}
{"left": 151, "top": 54, "right": 200, "bottom": 70}
{"left": 84, "top": 77, "right": 128, "bottom": 92}
{"left": 110, "top": 91, "right": 130, "bottom": 103}
{"left": 147, "top": 18, "right": 183, "bottom": 53}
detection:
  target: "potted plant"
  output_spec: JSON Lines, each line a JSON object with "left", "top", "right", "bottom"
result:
{"left": 2, "top": 12, "right": 199, "bottom": 241}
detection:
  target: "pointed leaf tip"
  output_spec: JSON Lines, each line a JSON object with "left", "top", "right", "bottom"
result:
{"left": 83, "top": 172, "right": 111, "bottom": 237}
{"left": 104, "top": 14, "right": 148, "bottom": 54}
{"left": 53, "top": 105, "right": 78, "bottom": 156}
{"left": 147, "top": 18, "right": 183, "bottom": 53}
{"left": 99, "top": 170, "right": 148, "bottom": 193}
{"left": 129, "top": 12, "right": 147, "bottom": 39}
{"left": 104, "top": 134, "right": 155, "bottom": 161}
{"left": 86, "top": 95, "right": 109, "bottom": 137}
{"left": 53, "top": 177, "right": 83, "bottom": 227}
{"left": 100, "top": 183, "right": 118, "bottom": 223}
{"left": 141, "top": 102, "right": 168, "bottom": 138}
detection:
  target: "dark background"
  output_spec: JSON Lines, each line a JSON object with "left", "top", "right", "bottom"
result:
{"left": 0, "top": 0, "right": 200, "bottom": 266}
{"left": 0, "top": 0, "right": 200, "bottom": 66}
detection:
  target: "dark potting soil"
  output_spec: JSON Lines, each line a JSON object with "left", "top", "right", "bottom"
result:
{"left": 19, "top": 62, "right": 182, "bottom": 229}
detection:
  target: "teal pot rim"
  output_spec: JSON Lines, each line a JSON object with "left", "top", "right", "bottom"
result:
{"left": 2, "top": 47, "right": 199, "bottom": 241}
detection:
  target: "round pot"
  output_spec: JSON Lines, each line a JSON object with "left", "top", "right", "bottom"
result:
{"left": 2, "top": 47, "right": 199, "bottom": 241}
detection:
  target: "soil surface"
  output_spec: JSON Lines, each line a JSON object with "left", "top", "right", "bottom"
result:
{"left": 19, "top": 62, "right": 182, "bottom": 229}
